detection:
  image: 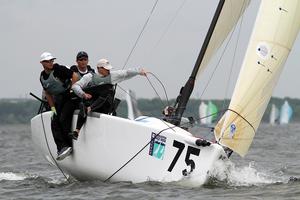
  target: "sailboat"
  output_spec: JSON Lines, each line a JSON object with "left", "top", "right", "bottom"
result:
{"left": 269, "top": 104, "right": 279, "bottom": 125}
{"left": 279, "top": 100, "right": 293, "bottom": 124}
{"left": 31, "top": 0, "right": 300, "bottom": 183}
{"left": 206, "top": 101, "right": 218, "bottom": 124}
{"left": 125, "top": 89, "right": 142, "bottom": 120}
{"left": 198, "top": 101, "right": 218, "bottom": 124}
{"left": 199, "top": 101, "right": 208, "bottom": 124}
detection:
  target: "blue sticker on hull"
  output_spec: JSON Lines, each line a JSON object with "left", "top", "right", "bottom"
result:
{"left": 149, "top": 133, "right": 166, "bottom": 160}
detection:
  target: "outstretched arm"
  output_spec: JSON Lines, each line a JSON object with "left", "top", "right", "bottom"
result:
{"left": 72, "top": 73, "right": 93, "bottom": 98}
{"left": 111, "top": 68, "right": 147, "bottom": 84}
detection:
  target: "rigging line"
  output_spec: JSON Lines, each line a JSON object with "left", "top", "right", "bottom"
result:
{"left": 147, "top": 72, "right": 170, "bottom": 106}
{"left": 219, "top": 66, "right": 272, "bottom": 137}
{"left": 122, "top": 0, "right": 160, "bottom": 70}
{"left": 40, "top": 105, "right": 71, "bottom": 183}
{"left": 116, "top": 83, "right": 174, "bottom": 131}
{"left": 218, "top": 105, "right": 257, "bottom": 143}
{"left": 105, "top": 107, "right": 229, "bottom": 182}
{"left": 104, "top": 114, "right": 198, "bottom": 182}
{"left": 145, "top": 74, "right": 167, "bottom": 108}
{"left": 116, "top": 85, "right": 142, "bottom": 107}
{"left": 221, "top": 6, "right": 246, "bottom": 113}
{"left": 149, "top": 0, "right": 187, "bottom": 54}
{"left": 199, "top": 1, "right": 249, "bottom": 111}
{"left": 104, "top": 125, "right": 170, "bottom": 182}
{"left": 105, "top": 107, "right": 229, "bottom": 181}
{"left": 198, "top": 22, "right": 237, "bottom": 101}
{"left": 116, "top": 72, "right": 169, "bottom": 109}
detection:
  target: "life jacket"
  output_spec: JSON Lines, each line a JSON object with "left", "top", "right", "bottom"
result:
{"left": 40, "top": 71, "right": 70, "bottom": 95}
{"left": 84, "top": 74, "right": 115, "bottom": 114}
{"left": 70, "top": 65, "right": 95, "bottom": 79}
{"left": 88, "top": 73, "right": 112, "bottom": 87}
{"left": 83, "top": 83, "right": 116, "bottom": 114}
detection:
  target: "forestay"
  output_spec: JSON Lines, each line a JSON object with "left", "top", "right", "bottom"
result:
{"left": 215, "top": 0, "right": 300, "bottom": 157}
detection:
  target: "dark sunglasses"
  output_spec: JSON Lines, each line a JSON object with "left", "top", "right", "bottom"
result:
{"left": 78, "top": 58, "right": 88, "bottom": 61}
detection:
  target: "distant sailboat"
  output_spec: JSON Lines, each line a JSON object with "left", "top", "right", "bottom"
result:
{"left": 206, "top": 101, "right": 218, "bottom": 124}
{"left": 279, "top": 100, "right": 293, "bottom": 124}
{"left": 125, "top": 89, "right": 142, "bottom": 120}
{"left": 199, "top": 101, "right": 218, "bottom": 124}
{"left": 199, "top": 101, "right": 208, "bottom": 124}
{"left": 269, "top": 104, "right": 279, "bottom": 125}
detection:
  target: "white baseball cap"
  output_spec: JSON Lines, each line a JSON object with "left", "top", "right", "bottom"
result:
{"left": 40, "top": 52, "right": 56, "bottom": 62}
{"left": 97, "top": 58, "right": 113, "bottom": 70}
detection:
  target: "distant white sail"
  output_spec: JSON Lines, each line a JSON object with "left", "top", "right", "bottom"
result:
{"left": 280, "top": 100, "right": 293, "bottom": 124}
{"left": 199, "top": 101, "right": 208, "bottom": 124}
{"left": 125, "top": 90, "right": 142, "bottom": 120}
{"left": 215, "top": 0, "right": 300, "bottom": 157}
{"left": 196, "top": 0, "right": 251, "bottom": 79}
{"left": 269, "top": 104, "right": 279, "bottom": 125}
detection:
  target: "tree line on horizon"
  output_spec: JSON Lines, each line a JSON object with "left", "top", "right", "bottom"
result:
{"left": 0, "top": 97, "right": 299, "bottom": 124}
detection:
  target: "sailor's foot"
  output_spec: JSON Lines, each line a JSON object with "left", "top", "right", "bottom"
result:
{"left": 69, "top": 131, "right": 79, "bottom": 140}
{"left": 56, "top": 146, "right": 72, "bottom": 161}
{"left": 87, "top": 106, "right": 91, "bottom": 113}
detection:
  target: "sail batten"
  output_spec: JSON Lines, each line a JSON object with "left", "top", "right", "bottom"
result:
{"left": 214, "top": 0, "right": 300, "bottom": 157}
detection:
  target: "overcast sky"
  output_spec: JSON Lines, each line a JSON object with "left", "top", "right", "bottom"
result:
{"left": 1, "top": 0, "right": 299, "bottom": 100}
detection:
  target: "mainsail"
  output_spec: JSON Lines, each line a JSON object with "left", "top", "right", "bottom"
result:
{"left": 196, "top": 0, "right": 251, "bottom": 77}
{"left": 172, "top": 0, "right": 250, "bottom": 125}
{"left": 215, "top": 0, "right": 300, "bottom": 157}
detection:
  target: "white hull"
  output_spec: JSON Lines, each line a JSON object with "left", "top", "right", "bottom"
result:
{"left": 31, "top": 111, "right": 226, "bottom": 183}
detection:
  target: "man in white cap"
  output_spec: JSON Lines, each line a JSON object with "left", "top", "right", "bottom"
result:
{"left": 39, "top": 52, "right": 78, "bottom": 160}
{"left": 70, "top": 58, "right": 146, "bottom": 140}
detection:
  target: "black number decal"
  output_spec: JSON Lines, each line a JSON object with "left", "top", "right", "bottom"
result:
{"left": 182, "top": 146, "right": 200, "bottom": 176}
{"left": 167, "top": 140, "right": 185, "bottom": 172}
{"left": 168, "top": 140, "right": 201, "bottom": 175}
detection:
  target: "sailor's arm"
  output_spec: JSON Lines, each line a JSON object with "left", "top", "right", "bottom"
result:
{"left": 71, "top": 72, "right": 79, "bottom": 85}
{"left": 111, "top": 68, "right": 147, "bottom": 84}
{"left": 44, "top": 90, "right": 57, "bottom": 115}
{"left": 44, "top": 90, "right": 54, "bottom": 108}
{"left": 72, "top": 73, "right": 93, "bottom": 99}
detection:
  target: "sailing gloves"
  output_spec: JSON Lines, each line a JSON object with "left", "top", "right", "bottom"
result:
{"left": 51, "top": 106, "right": 57, "bottom": 120}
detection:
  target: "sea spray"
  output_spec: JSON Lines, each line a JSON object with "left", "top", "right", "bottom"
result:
{"left": 0, "top": 172, "right": 27, "bottom": 181}
{"left": 208, "top": 159, "right": 283, "bottom": 186}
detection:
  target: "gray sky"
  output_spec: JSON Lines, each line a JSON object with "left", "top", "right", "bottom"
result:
{"left": 1, "top": 0, "right": 299, "bottom": 100}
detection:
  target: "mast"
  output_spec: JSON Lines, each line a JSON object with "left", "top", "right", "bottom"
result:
{"left": 171, "top": 0, "right": 225, "bottom": 125}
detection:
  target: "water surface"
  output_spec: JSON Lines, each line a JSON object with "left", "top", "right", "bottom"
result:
{"left": 0, "top": 124, "right": 299, "bottom": 199}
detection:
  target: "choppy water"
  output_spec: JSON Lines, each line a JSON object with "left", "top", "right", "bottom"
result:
{"left": 0, "top": 123, "right": 299, "bottom": 199}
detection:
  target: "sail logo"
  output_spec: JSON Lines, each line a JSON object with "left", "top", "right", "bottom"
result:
{"left": 229, "top": 123, "right": 236, "bottom": 138}
{"left": 149, "top": 133, "right": 166, "bottom": 160}
{"left": 256, "top": 42, "right": 270, "bottom": 59}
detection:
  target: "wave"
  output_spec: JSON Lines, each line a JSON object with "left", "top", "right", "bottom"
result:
{"left": 206, "top": 159, "right": 284, "bottom": 187}
{"left": 173, "top": 158, "right": 287, "bottom": 188}
{"left": 0, "top": 171, "right": 70, "bottom": 186}
{"left": 0, "top": 172, "right": 28, "bottom": 181}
